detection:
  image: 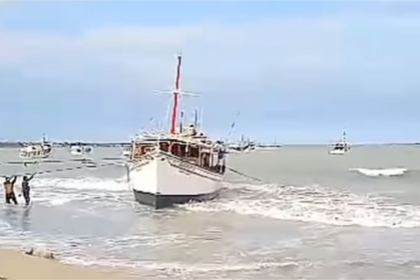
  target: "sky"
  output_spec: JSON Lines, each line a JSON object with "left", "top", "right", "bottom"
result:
{"left": 1, "top": 1, "right": 420, "bottom": 143}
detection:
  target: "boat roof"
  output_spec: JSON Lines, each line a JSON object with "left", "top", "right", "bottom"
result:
{"left": 133, "top": 131, "right": 224, "bottom": 148}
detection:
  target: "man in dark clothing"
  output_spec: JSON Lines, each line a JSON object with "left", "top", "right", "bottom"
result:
{"left": 4, "top": 175, "right": 18, "bottom": 205}
{"left": 21, "top": 173, "right": 35, "bottom": 206}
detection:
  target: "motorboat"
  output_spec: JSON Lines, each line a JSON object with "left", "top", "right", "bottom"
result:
{"left": 70, "top": 143, "right": 93, "bottom": 156}
{"left": 228, "top": 135, "right": 255, "bottom": 153}
{"left": 19, "top": 134, "right": 53, "bottom": 159}
{"left": 122, "top": 146, "right": 131, "bottom": 157}
{"left": 329, "top": 131, "right": 350, "bottom": 155}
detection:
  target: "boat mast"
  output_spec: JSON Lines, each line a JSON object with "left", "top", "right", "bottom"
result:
{"left": 179, "top": 111, "right": 184, "bottom": 133}
{"left": 170, "top": 55, "right": 182, "bottom": 134}
{"left": 194, "top": 109, "right": 198, "bottom": 128}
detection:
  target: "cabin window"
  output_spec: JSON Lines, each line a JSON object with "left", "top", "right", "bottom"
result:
{"left": 188, "top": 146, "right": 199, "bottom": 158}
{"left": 159, "top": 142, "right": 169, "bottom": 152}
{"left": 171, "top": 143, "right": 187, "bottom": 158}
{"left": 171, "top": 143, "right": 178, "bottom": 156}
{"left": 132, "top": 143, "right": 155, "bottom": 158}
{"left": 180, "top": 144, "right": 186, "bottom": 157}
{"left": 142, "top": 145, "right": 155, "bottom": 154}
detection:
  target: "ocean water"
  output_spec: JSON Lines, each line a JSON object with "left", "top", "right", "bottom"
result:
{"left": 1, "top": 146, "right": 420, "bottom": 279}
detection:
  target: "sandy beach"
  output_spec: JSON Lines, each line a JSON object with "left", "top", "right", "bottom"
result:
{"left": 0, "top": 249, "right": 132, "bottom": 279}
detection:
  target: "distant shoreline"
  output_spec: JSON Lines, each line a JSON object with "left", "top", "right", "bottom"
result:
{"left": 0, "top": 142, "right": 418, "bottom": 148}
{"left": 0, "top": 142, "right": 130, "bottom": 148}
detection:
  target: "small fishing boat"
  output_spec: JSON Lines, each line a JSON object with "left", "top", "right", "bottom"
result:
{"left": 122, "top": 146, "right": 131, "bottom": 157}
{"left": 70, "top": 144, "right": 93, "bottom": 156}
{"left": 19, "top": 134, "right": 53, "bottom": 159}
{"left": 228, "top": 135, "right": 255, "bottom": 153}
{"left": 329, "top": 131, "right": 350, "bottom": 155}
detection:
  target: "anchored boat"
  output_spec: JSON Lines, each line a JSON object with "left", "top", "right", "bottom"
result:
{"left": 126, "top": 55, "right": 228, "bottom": 209}
{"left": 122, "top": 146, "right": 131, "bottom": 157}
{"left": 19, "top": 134, "right": 53, "bottom": 159}
{"left": 228, "top": 135, "right": 255, "bottom": 153}
{"left": 329, "top": 131, "right": 350, "bottom": 155}
{"left": 70, "top": 143, "right": 93, "bottom": 157}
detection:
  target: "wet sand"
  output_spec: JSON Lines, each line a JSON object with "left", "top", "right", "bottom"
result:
{"left": 0, "top": 249, "right": 132, "bottom": 279}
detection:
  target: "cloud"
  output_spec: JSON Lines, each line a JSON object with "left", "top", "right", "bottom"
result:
{"left": 0, "top": 17, "right": 342, "bottom": 95}
{"left": 1, "top": 10, "right": 420, "bottom": 141}
{"left": 0, "top": 14, "right": 420, "bottom": 103}
{"left": 1, "top": 13, "right": 420, "bottom": 98}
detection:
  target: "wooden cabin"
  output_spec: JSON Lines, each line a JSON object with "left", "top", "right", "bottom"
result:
{"left": 130, "top": 136, "right": 226, "bottom": 174}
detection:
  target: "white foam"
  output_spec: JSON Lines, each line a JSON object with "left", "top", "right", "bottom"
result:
{"left": 19, "top": 176, "right": 131, "bottom": 208}
{"left": 0, "top": 231, "right": 298, "bottom": 277}
{"left": 350, "top": 167, "right": 408, "bottom": 177}
{"left": 46, "top": 197, "right": 75, "bottom": 206}
{"left": 183, "top": 183, "right": 420, "bottom": 228}
{"left": 63, "top": 255, "right": 302, "bottom": 275}
{"left": 101, "top": 233, "right": 187, "bottom": 248}
{"left": 32, "top": 177, "right": 129, "bottom": 192}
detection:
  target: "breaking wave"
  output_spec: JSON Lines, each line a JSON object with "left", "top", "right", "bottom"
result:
{"left": 32, "top": 176, "right": 129, "bottom": 192}
{"left": 183, "top": 182, "right": 420, "bottom": 228}
{"left": 17, "top": 176, "right": 131, "bottom": 207}
{"left": 349, "top": 168, "right": 408, "bottom": 177}
{"left": 2, "top": 171, "right": 420, "bottom": 278}
{"left": 0, "top": 227, "right": 307, "bottom": 278}
{"left": 64, "top": 255, "right": 302, "bottom": 275}
{"left": 26, "top": 176, "right": 420, "bottom": 229}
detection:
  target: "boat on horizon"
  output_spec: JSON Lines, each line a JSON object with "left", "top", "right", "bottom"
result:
{"left": 69, "top": 143, "right": 93, "bottom": 157}
{"left": 228, "top": 135, "right": 255, "bottom": 153}
{"left": 122, "top": 145, "right": 131, "bottom": 157}
{"left": 329, "top": 131, "right": 350, "bottom": 155}
{"left": 19, "top": 133, "right": 53, "bottom": 159}
{"left": 126, "top": 55, "right": 228, "bottom": 209}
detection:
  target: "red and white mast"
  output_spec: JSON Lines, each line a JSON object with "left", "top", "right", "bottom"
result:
{"left": 170, "top": 55, "right": 182, "bottom": 134}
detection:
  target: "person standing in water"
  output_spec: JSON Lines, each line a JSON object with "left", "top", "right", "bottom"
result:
{"left": 4, "top": 175, "right": 18, "bottom": 205}
{"left": 21, "top": 173, "right": 36, "bottom": 206}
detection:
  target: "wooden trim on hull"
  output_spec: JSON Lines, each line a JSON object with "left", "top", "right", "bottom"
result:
{"left": 133, "top": 189, "right": 220, "bottom": 209}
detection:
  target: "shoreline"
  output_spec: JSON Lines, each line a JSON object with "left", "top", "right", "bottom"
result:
{"left": 0, "top": 249, "right": 134, "bottom": 279}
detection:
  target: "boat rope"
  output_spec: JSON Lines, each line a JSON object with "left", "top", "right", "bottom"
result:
{"left": 227, "top": 167, "right": 265, "bottom": 183}
{"left": 0, "top": 161, "right": 124, "bottom": 178}
{"left": 0, "top": 157, "right": 266, "bottom": 186}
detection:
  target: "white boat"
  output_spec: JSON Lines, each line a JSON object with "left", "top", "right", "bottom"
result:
{"left": 122, "top": 146, "right": 131, "bottom": 157}
{"left": 19, "top": 134, "right": 53, "bottom": 159}
{"left": 126, "top": 55, "right": 228, "bottom": 209}
{"left": 228, "top": 135, "right": 255, "bottom": 153}
{"left": 329, "top": 131, "right": 350, "bottom": 155}
{"left": 255, "top": 138, "right": 281, "bottom": 150}
{"left": 70, "top": 144, "right": 93, "bottom": 156}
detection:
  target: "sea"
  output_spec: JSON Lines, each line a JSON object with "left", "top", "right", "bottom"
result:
{"left": 1, "top": 145, "right": 420, "bottom": 279}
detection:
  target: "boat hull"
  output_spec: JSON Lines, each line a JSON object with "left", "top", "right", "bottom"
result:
{"left": 19, "top": 153, "right": 50, "bottom": 159}
{"left": 127, "top": 152, "right": 223, "bottom": 209}
{"left": 19, "top": 148, "right": 52, "bottom": 159}
{"left": 133, "top": 188, "right": 220, "bottom": 209}
{"left": 70, "top": 147, "right": 92, "bottom": 157}
{"left": 329, "top": 149, "right": 347, "bottom": 155}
